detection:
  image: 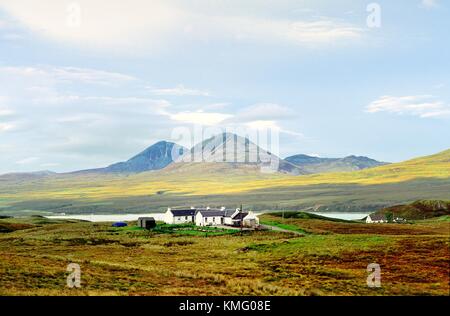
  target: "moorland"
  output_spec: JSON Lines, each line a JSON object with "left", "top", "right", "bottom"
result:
{"left": 0, "top": 212, "right": 448, "bottom": 296}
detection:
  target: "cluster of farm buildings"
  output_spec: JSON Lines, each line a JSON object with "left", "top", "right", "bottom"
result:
{"left": 164, "top": 207, "right": 260, "bottom": 227}
{"left": 365, "top": 214, "right": 406, "bottom": 223}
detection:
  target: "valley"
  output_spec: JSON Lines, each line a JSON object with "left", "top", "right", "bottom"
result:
{"left": 0, "top": 145, "right": 449, "bottom": 215}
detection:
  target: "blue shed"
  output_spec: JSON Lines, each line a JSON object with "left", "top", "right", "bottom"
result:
{"left": 112, "top": 222, "right": 127, "bottom": 227}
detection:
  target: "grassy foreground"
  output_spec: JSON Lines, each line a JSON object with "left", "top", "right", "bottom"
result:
{"left": 0, "top": 215, "right": 448, "bottom": 296}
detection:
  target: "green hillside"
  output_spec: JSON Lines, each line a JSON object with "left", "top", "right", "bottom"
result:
{"left": 374, "top": 200, "right": 450, "bottom": 220}
{"left": 262, "top": 211, "right": 351, "bottom": 222}
{"left": 0, "top": 149, "right": 449, "bottom": 215}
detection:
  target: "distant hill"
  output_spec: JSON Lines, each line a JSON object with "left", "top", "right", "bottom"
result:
{"left": 0, "top": 170, "right": 56, "bottom": 181}
{"left": 104, "top": 141, "right": 186, "bottom": 173}
{"left": 69, "top": 133, "right": 304, "bottom": 175}
{"left": 178, "top": 133, "right": 306, "bottom": 175}
{"left": 285, "top": 154, "right": 387, "bottom": 174}
{"left": 0, "top": 149, "right": 448, "bottom": 214}
{"left": 0, "top": 135, "right": 386, "bottom": 177}
{"left": 373, "top": 200, "right": 450, "bottom": 220}
{"left": 73, "top": 141, "right": 187, "bottom": 174}
{"left": 263, "top": 211, "right": 351, "bottom": 222}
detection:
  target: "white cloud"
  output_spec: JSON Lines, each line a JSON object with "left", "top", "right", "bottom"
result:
{"left": 421, "top": 0, "right": 438, "bottom": 9}
{"left": 420, "top": 109, "right": 450, "bottom": 118}
{"left": 40, "top": 162, "right": 60, "bottom": 168}
{"left": 433, "top": 83, "right": 445, "bottom": 89}
{"left": 366, "top": 95, "right": 450, "bottom": 118}
{"left": 0, "top": 109, "right": 14, "bottom": 116}
{"left": 47, "top": 67, "right": 135, "bottom": 84}
{"left": 167, "top": 103, "right": 301, "bottom": 133}
{"left": 279, "top": 128, "right": 306, "bottom": 138}
{"left": 15, "top": 157, "right": 39, "bottom": 165}
{"left": 0, "top": 0, "right": 183, "bottom": 52}
{"left": 0, "top": 97, "right": 14, "bottom": 116}
{"left": 2, "top": 33, "right": 24, "bottom": 41}
{"left": 244, "top": 120, "right": 305, "bottom": 139}
{"left": 245, "top": 120, "right": 279, "bottom": 130}
{"left": 232, "top": 103, "right": 296, "bottom": 122}
{"left": 200, "top": 103, "right": 230, "bottom": 111}
{"left": 192, "top": 102, "right": 305, "bottom": 139}
{"left": 0, "top": 15, "right": 26, "bottom": 41}
{"left": 221, "top": 17, "right": 362, "bottom": 45}
{"left": 219, "top": 103, "right": 303, "bottom": 138}
{"left": 0, "top": 66, "right": 135, "bottom": 85}
{"left": 169, "top": 111, "right": 233, "bottom": 126}
{"left": 0, "top": 0, "right": 363, "bottom": 53}
{"left": 0, "top": 96, "right": 18, "bottom": 132}
{"left": 0, "top": 122, "right": 16, "bottom": 132}
{"left": 149, "top": 84, "right": 210, "bottom": 96}
{"left": 82, "top": 96, "right": 170, "bottom": 109}
{"left": 0, "top": 109, "right": 9, "bottom": 115}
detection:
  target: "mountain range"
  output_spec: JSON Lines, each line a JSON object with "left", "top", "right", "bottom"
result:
{"left": 1, "top": 133, "right": 388, "bottom": 177}
{"left": 74, "top": 141, "right": 187, "bottom": 174}
{"left": 285, "top": 154, "right": 387, "bottom": 173}
{"left": 176, "top": 133, "right": 305, "bottom": 175}
{"left": 77, "top": 133, "right": 386, "bottom": 175}
{"left": 0, "top": 146, "right": 448, "bottom": 214}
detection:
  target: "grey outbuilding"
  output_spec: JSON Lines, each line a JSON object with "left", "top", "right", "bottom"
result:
{"left": 138, "top": 217, "right": 156, "bottom": 229}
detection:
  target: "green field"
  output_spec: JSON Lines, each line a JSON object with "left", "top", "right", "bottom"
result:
{"left": 0, "top": 215, "right": 448, "bottom": 296}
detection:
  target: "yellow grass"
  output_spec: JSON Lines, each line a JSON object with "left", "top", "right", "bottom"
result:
{"left": 0, "top": 218, "right": 448, "bottom": 295}
{"left": 1, "top": 149, "right": 449, "bottom": 202}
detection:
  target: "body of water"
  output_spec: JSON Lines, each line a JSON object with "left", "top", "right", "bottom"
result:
{"left": 46, "top": 211, "right": 370, "bottom": 222}
{"left": 45, "top": 213, "right": 165, "bottom": 222}
{"left": 306, "top": 212, "right": 370, "bottom": 220}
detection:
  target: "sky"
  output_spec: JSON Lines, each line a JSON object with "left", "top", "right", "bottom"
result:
{"left": 0, "top": 0, "right": 449, "bottom": 174}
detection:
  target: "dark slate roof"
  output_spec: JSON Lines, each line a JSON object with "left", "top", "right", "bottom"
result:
{"left": 197, "top": 210, "right": 225, "bottom": 217}
{"left": 223, "top": 209, "right": 237, "bottom": 217}
{"left": 368, "top": 214, "right": 386, "bottom": 221}
{"left": 232, "top": 212, "right": 249, "bottom": 220}
{"left": 170, "top": 209, "right": 196, "bottom": 216}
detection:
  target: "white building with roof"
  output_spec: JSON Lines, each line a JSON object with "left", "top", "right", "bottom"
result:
{"left": 195, "top": 209, "right": 225, "bottom": 226}
{"left": 164, "top": 208, "right": 196, "bottom": 224}
{"left": 366, "top": 214, "right": 387, "bottom": 223}
{"left": 164, "top": 206, "right": 261, "bottom": 228}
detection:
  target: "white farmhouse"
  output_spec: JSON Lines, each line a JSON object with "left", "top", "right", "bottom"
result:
{"left": 164, "top": 208, "right": 196, "bottom": 224}
{"left": 223, "top": 209, "right": 241, "bottom": 226}
{"left": 242, "top": 211, "right": 260, "bottom": 227}
{"left": 163, "top": 206, "right": 261, "bottom": 228}
{"left": 195, "top": 209, "right": 225, "bottom": 226}
{"left": 366, "top": 214, "right": 387, "bottom": 223}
